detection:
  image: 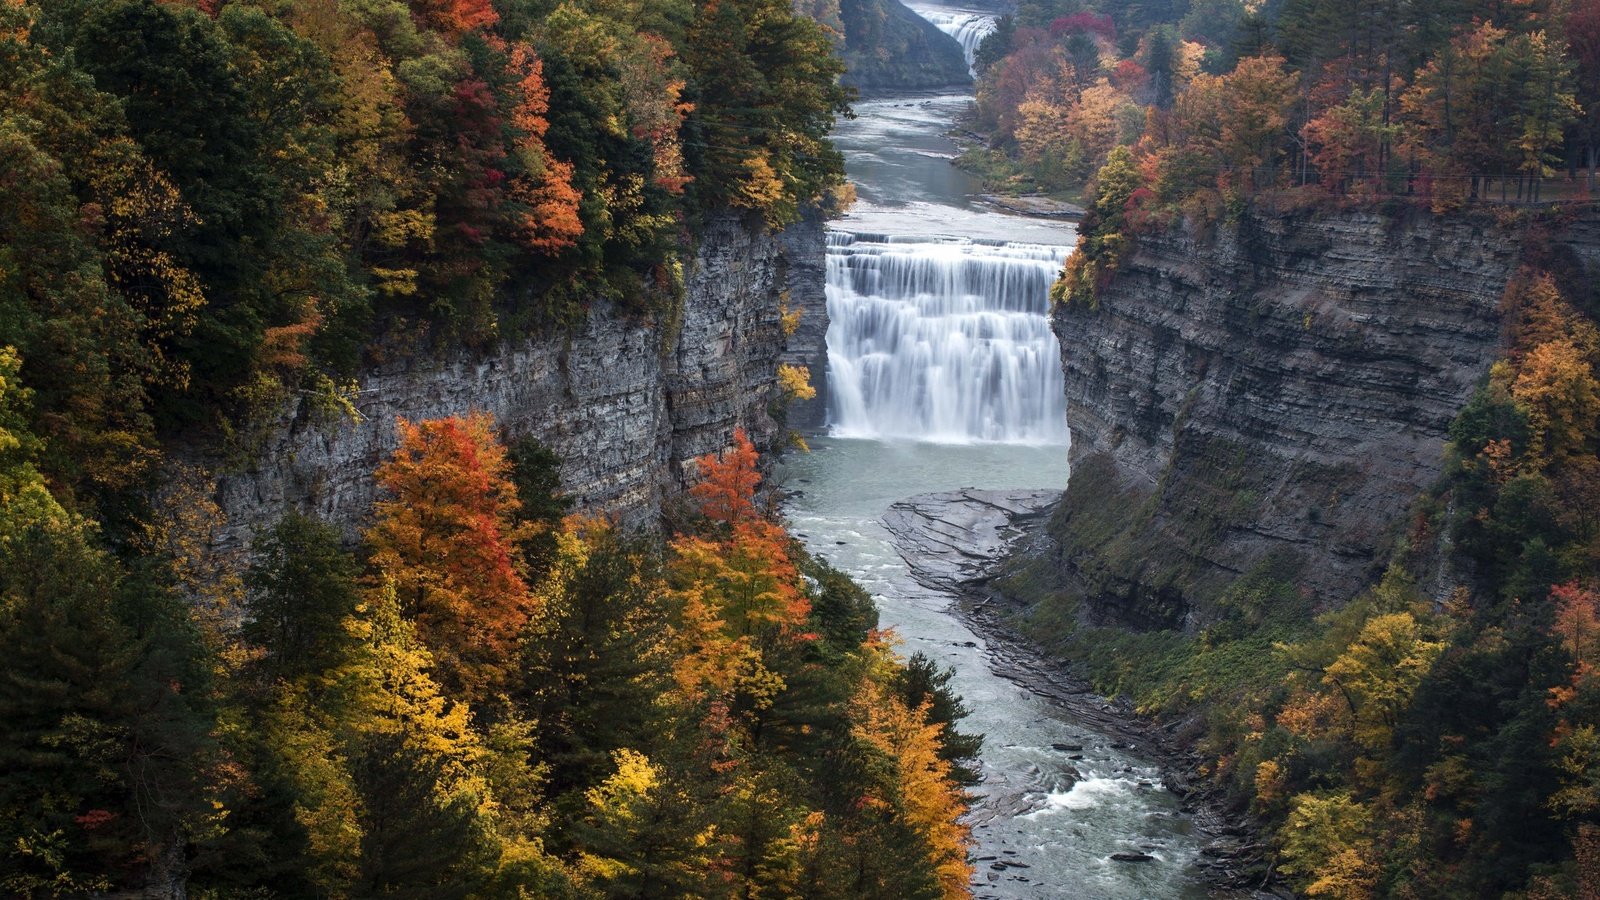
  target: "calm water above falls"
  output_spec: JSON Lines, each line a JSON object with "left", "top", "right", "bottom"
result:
{"left": 780, "top": 5, "right": 1215, "bottom": 897}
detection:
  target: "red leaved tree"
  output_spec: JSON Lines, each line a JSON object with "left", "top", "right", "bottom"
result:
{"left": 367, "top": 412, "right": 533, "bottom": 701}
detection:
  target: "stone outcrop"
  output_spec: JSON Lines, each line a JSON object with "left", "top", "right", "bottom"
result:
{"left": 212, "top": 213, "right": 823, "bottom": 556}
{"left": 1035, "top": 206, "right": 1600, "bottom": 630}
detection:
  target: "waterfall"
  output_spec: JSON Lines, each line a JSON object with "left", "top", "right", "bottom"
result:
{"left": 825, "top": 231, "right": 1071, "bottom": 444}
{"left": 908, "top": 7, "right": 997, "bottom": 73}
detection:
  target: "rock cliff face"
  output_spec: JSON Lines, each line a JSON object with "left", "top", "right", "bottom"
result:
{"left": 835, "top": 0, "right": 971, "bottom": 92}
{"left": 212, "top": 214, "right": 821, "bottom": 556}
{"left": 777, "top": 208, "right": 830, "bottom": 429}
{"left": 1038, "top": 207, "right": 1600, "bottom": 630}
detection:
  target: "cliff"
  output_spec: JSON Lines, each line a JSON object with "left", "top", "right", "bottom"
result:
{"left": 212, "top": 214, "right": 822, "bottom": 555}
{"left": 835, "top": 0, "right": 972, "bottom": 92}
{"left": 1030, "top": 207, "right": 1600, "bottom": 630}
{"left": 777, "top": 208, "right": 830, "bottom": 430}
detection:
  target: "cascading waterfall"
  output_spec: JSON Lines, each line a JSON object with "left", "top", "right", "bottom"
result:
{"left": 908, "top": 6, "right": 997, "bottom": 72}
{"left": 826, "top": 231, "right": 1071, "bottom": 444}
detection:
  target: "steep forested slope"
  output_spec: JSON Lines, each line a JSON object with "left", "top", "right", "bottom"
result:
{"left": 0, "top": 2, "right": 981, "bottom": 896}
{"left": 972, "top": 0, "right": 1600, "bottom": 895}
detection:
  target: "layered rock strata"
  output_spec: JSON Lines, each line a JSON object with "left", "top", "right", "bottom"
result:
{"left": 1042, "top": 207, "right": 1600, "bottom": 629}
{"left": 212, "top": 214, "right": 820, "bottom": 555}
{"left": 776, "top": 208, "right": 830, "bottom": 430}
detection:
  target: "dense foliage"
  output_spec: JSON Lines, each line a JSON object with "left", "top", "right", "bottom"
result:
{"left": 0, "top": 0, "right": 848, "bottom": 519}
{"left": 965, "top": 0, "right": 1600, "bottom": 302}
{"left": 2, "top": 406, "right": 980, "bottom": 896}
{"left": 0, "top": 1, "right": 962, "bottom": 895}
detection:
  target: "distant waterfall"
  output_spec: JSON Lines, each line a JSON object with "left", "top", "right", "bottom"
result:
{"left": 909, "top": 7, "right": 997, "bottom": 72}
{"left": 825, "top": 231, "right": 1070, "bottom": 444}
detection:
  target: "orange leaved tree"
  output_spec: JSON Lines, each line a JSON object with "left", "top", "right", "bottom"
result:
{"left": 367, "top": 412, "right": 533, "bottom": 701}
{"left": 670, "top": 428, "right": 813, "bottom": 711}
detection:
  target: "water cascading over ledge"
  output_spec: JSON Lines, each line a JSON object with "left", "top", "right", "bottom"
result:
{"left": 825, "top": 230, "right": 1071, "bottom": 444}
{"left": 908, "top": 6, "right": 997, "bottom": 72}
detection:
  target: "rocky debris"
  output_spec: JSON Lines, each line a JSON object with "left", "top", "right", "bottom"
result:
{"left": 881, "top": 488, "right": 1061, "bottom": 591}
{"left": 1110, "top": 852, "right": 1155, "bottom": 862}
{"left": 978, "top": 193, "right": 1086, "bottom": 219}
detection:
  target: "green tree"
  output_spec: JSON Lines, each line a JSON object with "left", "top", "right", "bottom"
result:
{"left": 245, "top": 510, "right": 362, "bottom": 680}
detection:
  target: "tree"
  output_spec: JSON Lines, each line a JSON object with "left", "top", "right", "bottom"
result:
{"left": 683, "top": 0, "right": 850, "bottom": 226}
{"left": 1511, "top": 339, "right": 1600, "bottom": 463}
{"left": 1279, "top": 792, "right": 1378, "bottom": 899}
{"left": 893, "top": 652, "right": 983, "bottom": 785}
{"left": 850, "top": 677, "right": 973, "bottom": 900}
{"left": 689, "top": 426, "right": 763, "bottom": 526}
{"left": 1323, "top": 612, "right": 1444, "bottom": 752}
{"left": 572, "top": 747, "right": 718, "bottom": 897}
{"left": 1214, "top": 54, "right": 1298, "bottom": 188}
{"left": 0, "top": 363, "right": 221, "bottom": 893}
{"left": 1509, "top": 30, "right": 1579, "bottom": 196}
{"left": 341, "top": 584, "right": 500, "bottom": 898}
{"left": 1052, "top": 145, "right": 1145, "bottom": 306}
{"left": 1553, "top": 582, "right": 1600, "bottom": 671}
{"left": 411, "top": 0, "right": 498, "bottom": 36}
{"left": 1302, "top": 86, "right": 1400, "bottom": 190}
{"left": 519, "top": 519, "right": 668, "bottom": 791}
{"left": 245, "top": 510, "right": 361, "bottom": 680}
{"left": 367, "top": 413, "right": 533, "bottom": 702}
{"left": 504, "top": 42, "right": 583, "bottom": 255}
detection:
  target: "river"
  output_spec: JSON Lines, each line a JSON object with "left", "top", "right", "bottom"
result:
{"left": 777, "top": 5, "right": 1217, "bottom": 897}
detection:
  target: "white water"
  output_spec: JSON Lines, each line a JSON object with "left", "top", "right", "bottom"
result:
{"left": 908, "top": 5, "right": 998, "bottom": 72}
{"left": 826, "top": 232, "right": 1070, "bottom": 443}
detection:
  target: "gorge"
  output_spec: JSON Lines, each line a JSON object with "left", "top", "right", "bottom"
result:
{"left": 11, "top": 0, "right": 1600, "bottom": 895}
{"left": 780, "top": 4, "right": 1252, "bottom": 896}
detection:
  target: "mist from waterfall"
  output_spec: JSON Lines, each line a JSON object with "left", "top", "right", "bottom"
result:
{"left": 825, "top": 231, "right": 1070, "bottom": 444}
{"left": 908, "top": 6, "right": 997, "bottom": 72}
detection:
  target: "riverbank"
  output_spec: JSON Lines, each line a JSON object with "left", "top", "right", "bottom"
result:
{"left": 881, "top": 489, "right": 1292, "bottom": 898}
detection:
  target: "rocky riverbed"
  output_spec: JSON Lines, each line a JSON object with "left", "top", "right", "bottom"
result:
{"left": 881, "top": 489, "right": 1291, "bottom": 897}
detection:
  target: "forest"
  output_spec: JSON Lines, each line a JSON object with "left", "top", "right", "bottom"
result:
{"left": 0, "top": 0, "right": 984, "bottom": 896}
{"left": 971, "top": 0, "right": 1600, "bottom": 896}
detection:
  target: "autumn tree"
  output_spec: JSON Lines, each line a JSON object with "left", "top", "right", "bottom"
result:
{"left": 851, "top": 676, "right": 973, "bottom": 900}
{"left": 1279, "top": 792, "right": 1378, "bottom": 899}
{"left": 1511, "top": 339, "right": 1600, "bottom": 463}
{"left": 1052, "top": 145, "right": 1146, "bottom": 306}
{"left": 1302, "top": 87, "right": 1400, "bottom": 191}
{"left": 503, "top": 41, "right": 584, "bottom": 255}
{"left": 367, "top": 412, "right": 533, "bottom": 702}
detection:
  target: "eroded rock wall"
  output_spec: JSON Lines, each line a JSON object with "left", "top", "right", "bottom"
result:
{"left": 212, "top": 214, "right": 821, "bottom": 555}
{"left": 835, "top": 0, "right": 971, "bottom": 92}
{"left": 777, "top": 208, "right": 830, "bottom": 430}
{"left": 1042, "top": 207, "right": 1600, "bottom": 629}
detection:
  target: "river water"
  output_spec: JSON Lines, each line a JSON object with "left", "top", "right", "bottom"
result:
{"left": 778, "top": 5, "right": 1215, "bottom": 897}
